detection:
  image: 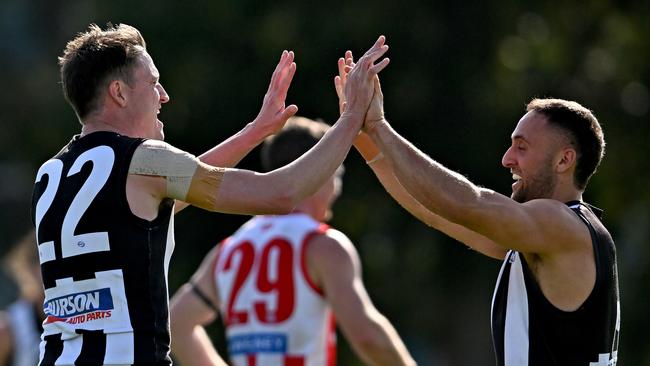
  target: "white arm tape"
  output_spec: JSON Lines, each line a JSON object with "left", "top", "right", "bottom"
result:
{"left": 128, "top": 140, "right": 199, "bottom": 200}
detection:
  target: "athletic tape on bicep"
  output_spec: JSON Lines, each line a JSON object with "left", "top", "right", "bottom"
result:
{"left": 128, "top": 141, "right": 199, "bottom": 200}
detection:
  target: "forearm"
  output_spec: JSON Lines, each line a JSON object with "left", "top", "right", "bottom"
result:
{"left": 355, "top": 133, "right": 438, "bottom": 226}
{"left": 198, "top": 121, "right": 267, "bottom": 168}
{"left": 208, "top": 112, "right": 363, "bottom": 215}
{"left": 268, "top": 111, "right": 363, "bottom": 204}
{"left": 367, "top": 120, "right": 484, "bottom": 226}
{"left": 172, "top": 326, "right": 227, "bottom": 366}
{"left": 355, "top": 136, "right": 506, "bottom": 258}
{"left": 174, "top": 122, "right": 267, "bottom": 213}
{"left": 348, "top": 313, "right": 416, "bottom": 366}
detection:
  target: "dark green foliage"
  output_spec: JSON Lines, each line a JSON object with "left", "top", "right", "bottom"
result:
{"left": 1, "top": 1, "right": 648, "bottom": 364}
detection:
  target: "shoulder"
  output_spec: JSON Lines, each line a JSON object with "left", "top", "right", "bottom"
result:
{"left": 523, "top": 199, "right": 593, "bottom": 254}
{"left": 524, "top": 199, "right": 589, "bottom": 228}
{"left": 129, "top": 139, "right": 198, "bottom": 176}
{"left": 133, "top": 139, "right": 195, "bottom": 159}
{"left": 307, "top": 228, "right": 359, "bottom": 269}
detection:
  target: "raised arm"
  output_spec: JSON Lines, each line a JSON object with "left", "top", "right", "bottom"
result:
{"left": 335, "top": 54, "right": 505, "bottom": 259}
{"left": 174, "top": 50, "right": 298, "bottom": 213}
{"left": 170, "top": 246, "right": 228, "bottom": 366}
{"left": 197, "top": 50, "right": 298, "bottom": 168}
{"left": 354, "top": 133, "right": 507, "bottom": 259}
{"left": 130, "top": 37, "right": 389, "bottom": 218}
{"left": 307, "top": 230, "right": 416, "bottom": 366}
{"left": 365, "top": 110, "right": 587, "bottom": 256}
{"left": 190, "top": 36, "right": 390, "bottom": 215}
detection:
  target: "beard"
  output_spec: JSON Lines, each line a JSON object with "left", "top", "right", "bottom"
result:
{"left": 511, "top": 164, "right": 557, "bottom": 203}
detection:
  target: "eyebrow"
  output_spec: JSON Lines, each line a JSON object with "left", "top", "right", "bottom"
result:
{"left": 511, "top": 135, "right": 529, "bottom": 143}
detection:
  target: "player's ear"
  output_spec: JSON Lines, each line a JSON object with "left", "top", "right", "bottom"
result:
{"left": 556, "top": 147, "right": 576, "bottom": 174}
{"left": 107, "top": 80, "right": 128, "bottom": 107}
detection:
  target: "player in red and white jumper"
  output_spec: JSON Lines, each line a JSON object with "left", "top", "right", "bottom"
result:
{"left": 170, "top": 116, "right": 415, "bottom": 366}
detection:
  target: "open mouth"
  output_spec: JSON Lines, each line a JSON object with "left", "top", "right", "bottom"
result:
{"left": 512, "top": 173, "right": 522, "bottom": 190}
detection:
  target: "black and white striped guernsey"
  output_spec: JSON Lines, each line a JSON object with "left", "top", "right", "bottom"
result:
{"left": 491, "top": 201, "right": 620, "bottom": 366}
{"left": 31, "top": 131, "right": 176, "bottom": 365}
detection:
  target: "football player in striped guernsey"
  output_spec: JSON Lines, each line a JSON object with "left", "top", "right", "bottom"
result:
{"left": 170, "top": 116, "right": 415, "bottom": 366}
{"left": 32, "top": 23, "right": 389, "bottom": 365}
{"left": 338, "top": 52, "right": 619, "bottom": 365}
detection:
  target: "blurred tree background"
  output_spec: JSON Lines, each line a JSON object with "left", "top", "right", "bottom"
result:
{"left": 0, "top": 0, "right": 648, "bottom": 365}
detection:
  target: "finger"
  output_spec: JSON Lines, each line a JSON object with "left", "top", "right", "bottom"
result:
{"left": 267, "top": 50, "right": 289, "bottom": 93}
{"left": 334, "top": 75, "right": 343, "bottom": 98}
{"left": 273, "top": 52, "right": 295, "bottom": 90}
{"left": 361, "top": 35, "right": 386, "bottom": 58}
{"left": 344, "top": 65, "right": 353, "bottom": 72}
{"left": 366, "top": 45, "right": 389, "bottom": 65}
{"left": 373, "top": 75, "right": 384, "bottom": 96}
{"left": 369, "top": 57, "right": 390, "bottom": 75}
{"left": 337, "top": 57, "right": 346, "bottom": 80}
{"left": 281, "top": 104, "right": 299, "bottom": 120}
{"left": 277, "top": 62, "right": 297, "bottom": 100}
{"left": 345, "top": 50, "right": 353, "bottom": 63}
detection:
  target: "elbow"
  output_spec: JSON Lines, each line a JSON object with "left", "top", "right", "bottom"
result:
{"left": 347, "top": 320, "right": 391, "bottom": 359}
{"left": 271, "top": 192, "right": 298, "bottom": 214}
{"left": 263, "top": 180, "right": 301, "bottom": 214}
{"left": 353, "top": 335, "right": 388, "bottom": 357}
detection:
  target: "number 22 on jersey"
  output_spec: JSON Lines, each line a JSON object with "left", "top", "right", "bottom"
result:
{"left": 34, "top": 146, "right": 114, "bottom": 264}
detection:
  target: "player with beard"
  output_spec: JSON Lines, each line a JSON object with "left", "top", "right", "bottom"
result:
{"left": 335, "top": 52, "right": 619, "bottom": 365}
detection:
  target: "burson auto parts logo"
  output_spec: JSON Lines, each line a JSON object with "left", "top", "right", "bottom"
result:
{"left": 44, "top": 288, "right": 114, "bottom": 324}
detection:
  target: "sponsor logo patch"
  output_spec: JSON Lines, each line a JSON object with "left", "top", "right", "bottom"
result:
{"left": 44, "top": 288, "right": 114, "bottom": 324}
{"left": 228, "top": 333, "right": 287, "bottom": 355}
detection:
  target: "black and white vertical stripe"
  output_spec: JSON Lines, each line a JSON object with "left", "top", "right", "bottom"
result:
{"left": 39, "top": 331, "right": 135, "bottom": 366}
{"left": 492, "top": 251, "right": 530, "bottom": 365}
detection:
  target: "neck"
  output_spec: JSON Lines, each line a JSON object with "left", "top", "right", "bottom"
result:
{"left": 81, "top": 114, "right": 132, "bottom": 137}
{"left": 293, "top": 201, "right": 322, "bottom": 222}
{"left": 551, "top": 185, "right": 583, "bottom": 204}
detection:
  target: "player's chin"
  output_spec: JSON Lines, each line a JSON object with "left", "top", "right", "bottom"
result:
{"left": 156, "top": 121, "right": 165, "bottom": 140}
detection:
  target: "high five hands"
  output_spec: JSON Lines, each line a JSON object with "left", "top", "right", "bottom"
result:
{"left": 334, "top": 37, "right": 387, "bottom": 132}
{"left": 338, "top": 36, "right": 390, "bottom": 124}
{"left": 252, "top": 36, "right": 388, "bottom": 138}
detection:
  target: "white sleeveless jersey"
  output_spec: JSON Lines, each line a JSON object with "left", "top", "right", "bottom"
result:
{"left": 213, "top": 213, "right": 336, "bottom": 366}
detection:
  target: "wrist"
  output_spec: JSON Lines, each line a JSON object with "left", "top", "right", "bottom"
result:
{"left": 340, "top": 110, "right": 366, "bottom": 128}
{"left": 245, "top": 120, "right": 271, "bottom": 142}
{"left": 366, "top": 152, "right": 384, "bottom": 165}
{"left": 364, "top": 117, "right": 389, "bottom": 135}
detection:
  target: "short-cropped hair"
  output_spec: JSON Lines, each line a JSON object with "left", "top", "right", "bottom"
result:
{"left": 59, "top": 23, "right": 147, "bottom": 120}
{"left": 261, "top": 116, "right": 330, "bottom": 172}
{"left": 527, "top": 98, "right": 605, "bottom": 190}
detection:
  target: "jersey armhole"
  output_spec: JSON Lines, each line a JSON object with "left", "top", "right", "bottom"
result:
{"left": 300, "top": 224, "right": 330, "bottom": 297}
{"left": 210, "top": 237, "right": 229, "bottom": 310}
{"left": 211, "top": 238, "right": 228, "bottom": 276}
{"left": 574, "top": 207, "right": 604, "bottom": 296}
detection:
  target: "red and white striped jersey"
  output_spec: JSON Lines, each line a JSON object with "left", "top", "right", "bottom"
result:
{"left": 213, "top": 213, "right": 337, "bottom": 366}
